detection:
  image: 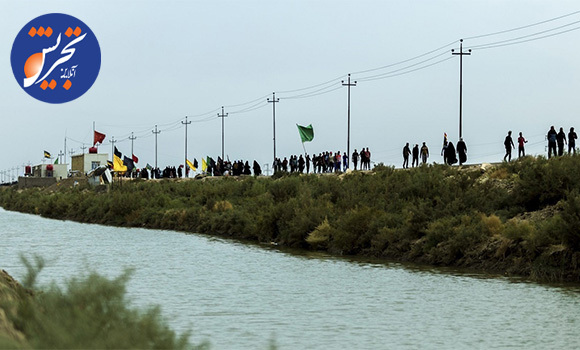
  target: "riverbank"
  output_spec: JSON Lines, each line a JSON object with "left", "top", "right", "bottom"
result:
{"left": 1, "top": 156, "right": 579, "bottom": 282}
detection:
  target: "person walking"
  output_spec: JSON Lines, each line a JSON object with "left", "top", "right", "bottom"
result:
{"left": 504, "top": 131, "right": 515, "bottom": 162}
{"left": 569, "top": 127, "right": 577, "bottom": 155}
{"left": 456, "top": 138, "right": 467, "bottom": 165}
{"left": 402, "top": 143, "right": 411, "bottom": 169}
{"left": 517, "top": 132, "right": 528, "bottom": 158}
{"left": 441, "top": 133, "right": 448, "bottom": 165}
{"left": 445, "top": 142, "right": 458, "bottom": 165}
{"left": 420, "top": 142, "right": 429, "bottom": 164}
{"left": 547, "top": 126, "right": 557, "bottom": 158}
{"left": 412, "top": 144, "right": 419, "bottom": 167}
{"left": 557, "top": 127, "right": 567, "bottom": 156}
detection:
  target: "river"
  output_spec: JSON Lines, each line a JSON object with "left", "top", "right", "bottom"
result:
{"left": 1, "top": 208, "right": 579, "bottom": 349}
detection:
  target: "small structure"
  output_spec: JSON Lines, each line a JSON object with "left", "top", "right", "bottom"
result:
{"left": 18, "top": 163, "right": 69, "bottom": 188}
{"left": 71, "top": 149, "right": 109, "bottom": 175}
{"left": 32, "top": 163, "right": 68, "bottom": 180}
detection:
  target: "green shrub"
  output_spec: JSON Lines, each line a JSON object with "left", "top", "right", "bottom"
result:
{"left": 6, "top": 256, "right": 205, "bottom": 350}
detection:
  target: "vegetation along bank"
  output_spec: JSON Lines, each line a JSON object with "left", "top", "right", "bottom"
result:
{"left": 1, "top": 155, "right": 580, "bottom": 282}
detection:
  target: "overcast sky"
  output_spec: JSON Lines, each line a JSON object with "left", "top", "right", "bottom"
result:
{"left": 2, "top": 0, "right": 580, "bottom": 176}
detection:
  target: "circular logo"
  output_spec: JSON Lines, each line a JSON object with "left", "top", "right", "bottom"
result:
{"left": 10, "top": 13, "right": 101, "bottom": 104}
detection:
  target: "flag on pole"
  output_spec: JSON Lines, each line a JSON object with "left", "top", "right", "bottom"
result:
{"left": 194, "top": 158, "right": 198, "bottom": 170}
{"left": 54, "top": 158, "right": 59, "bottom": 164}
{"left": 44, "top": 150, "right": 51, "bottom": 158}
{"left": 123, "top": 156, "right": 135, "bottom": 172}
{"left": 186, "top": 159, "right": 196, "bottom": 171}
{"left": 132, "top": 154, "right": 139, "bottom": 164}
{"left": 145, "top": 163, "right": 152, "bottom": 170}
{"left": 297, "top": 124, "right": 314, "bottom": 143}
{"left": 202, "top": 158, "right": 208, "bottom": 172}
{"left": 93, "top": 130, "right": 106, "bottom": 146}
{"left": 113, "top": 147, "right": 127, "bottom": 172}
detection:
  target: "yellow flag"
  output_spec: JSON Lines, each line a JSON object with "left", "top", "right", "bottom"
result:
{"left": 202, "top": 158, "right": 207, "bottom": 172}
{"left": 186, "top": 159, "right": 196, "bottom": 171}
{"left": 113, "top": 154, "right": 127, "bottom": 172}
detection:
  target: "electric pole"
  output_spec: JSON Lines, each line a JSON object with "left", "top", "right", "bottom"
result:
{"left": 218, "top": 106, "right": 228, "bottom": 161}
{"left": 182, "top": 116, "right": 191, "bottom": 177}
{"left": 342, "top": 73, "right": 357, "bottom": 168}
{"left": 129, "top": 132, "right": 137, "bottom": 157}
{"left": 68, "top": 148, "right": 75, "bottom": 158}
{"left": 452, "top": 39, "right": 471, "bottom": 139}
{"left": 267, "top": 92, "right": 280, "bottom": 162}
{"left": 110, "top": 137, "right": 116, "bottom": 163}
{"left": 80, "top": 144, "right": 87, "bottom": 153}
{"left": 152, "top": 125, "right": 161, "bottom": 169}
{"left": 58, "top": 150, "right": 64, "bottom": 164}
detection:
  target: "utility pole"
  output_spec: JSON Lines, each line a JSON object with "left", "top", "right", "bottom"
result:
{"left": 129, "top": 132, "right": 137, "bottom": 158}
{"left": 152, "top": 125, "right": 161, "bottom": 169}
{"left": 110, "top": 137, "right": 116, "bottom": 163}
{"left": 80, "top": 144, "right": 87, "bottom": 154}
{"left": 182, "top": 116, "right": 191, "bottom": 177}
{"left": 267, "top": 92, "right": 280, "bottom": 162}
{"left": 64, "top": 136, "right": 67, "bottom": 165}
{"left": 58, "top": 150, "right": 64, "bottom": 164}
{"left": 452, "top": 39, "right": 471, "bottom": 139}
{"left": 68, "top": 148, "right": 75, "bottom": 158}
{"left": 341, "top": 73, "right": 357, "bottom": 168}
{"left": 218, "top": 106, "right": 228, "bottom": 161}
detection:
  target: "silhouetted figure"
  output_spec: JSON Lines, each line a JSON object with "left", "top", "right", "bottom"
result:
{"left": 412, "top": 144, "right": 419, "bottom": 167}
{"left": 557, "top": 127, "right": 567, "bottom": 156}
{"left": 441, "top": 133, "right": 448, "bottom": 165}
{"left": 305, "top": 154, "right": 311, "bottom": 173}
{"left": 253, "top": 160, "right": 262, "bottom": 176}
{"left": 456, "top": 138, "right": 467, "bottom": 165}
{"left": 402, "top": 143, "right": 411, "bottom": 169}
{"left": 243, "top": 161, "right": 251, "bottom": 175}
{"left": 352, "top": 149, "right": 359, "bottom": 170}
{"left": 504, "top": 131, "right": 515, "bottom": 162}
{"left": 420, "top": 142, "right": 429, "bottom": 164}
{"left": 569, "top": 127, "right": 577, "bottom": 155}
{"left": 547, "top": 126, "right": 557, "bottom": 158}
{"left": 517, "top": 132, "right": 528, "bottom": 158}
{"left": 445, "top": 142, "right": 457, "bottom": 165}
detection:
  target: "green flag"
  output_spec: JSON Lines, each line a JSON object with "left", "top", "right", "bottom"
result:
{"left": 297, "top": 124, "right": 314, "bottom": 143}
{"left": 54, "top": 158, "right": 59, "bottom": 164}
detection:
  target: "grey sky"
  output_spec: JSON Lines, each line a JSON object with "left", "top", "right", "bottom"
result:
{"left": 2, "top": 0, "right": 580, "bottom": 176}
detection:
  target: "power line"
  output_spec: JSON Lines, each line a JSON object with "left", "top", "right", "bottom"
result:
{"left": 463, "top": 10, "right": 580, "bottom": 40}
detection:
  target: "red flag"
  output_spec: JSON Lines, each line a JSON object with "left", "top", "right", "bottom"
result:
{"left": 132, "top": 154, "right": 139, "bottom": 164}
{"left": 93, "top": 130, "right": 106, "bottom": 146}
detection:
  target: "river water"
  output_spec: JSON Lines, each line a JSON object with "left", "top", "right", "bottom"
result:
{"left": 1, "top": 208, "right": 579, "bottom": 349}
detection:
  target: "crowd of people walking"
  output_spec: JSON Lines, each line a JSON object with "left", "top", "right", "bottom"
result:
{"left": 121, "top": 124, "right": 580, "bottom": 180}
{"left": 273, "top": 147, "right": 372, "bottom": 174}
